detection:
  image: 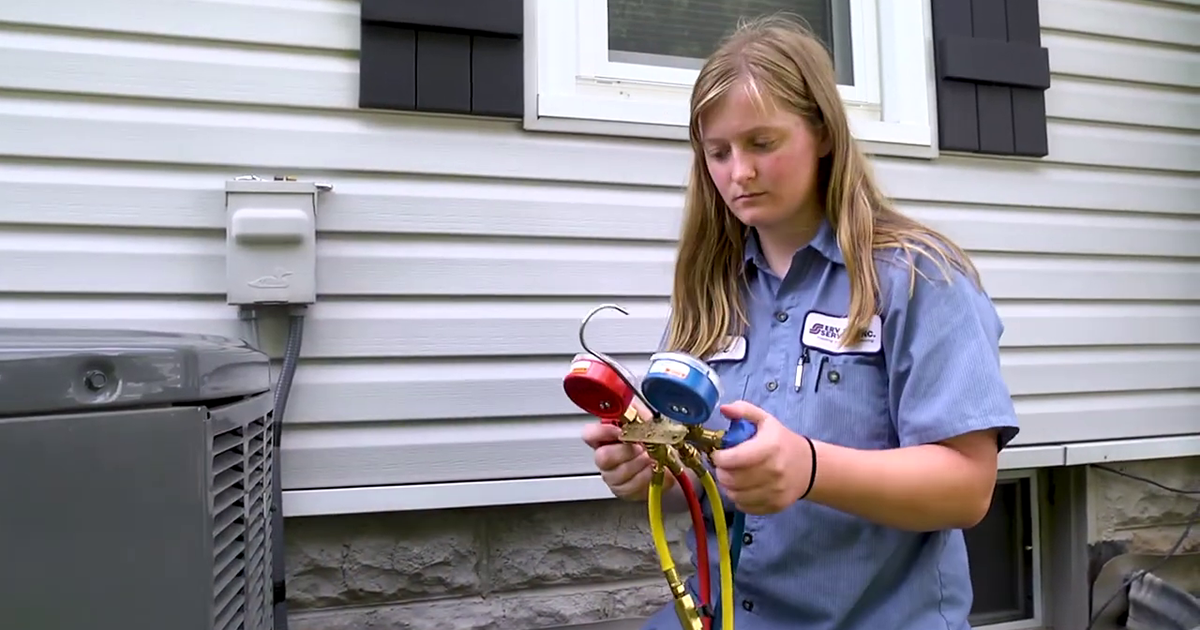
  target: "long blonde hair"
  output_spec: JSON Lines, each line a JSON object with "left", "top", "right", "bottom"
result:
{"left": 665, "top": 14, "right": 981, "bottom": 358}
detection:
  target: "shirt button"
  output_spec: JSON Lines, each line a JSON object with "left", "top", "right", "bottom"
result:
{"left": 765, "top": 380, "right": 778, "bottom": 391}
{"left": 774, "top": 311, "right": 788, "bottom": 322}
{"left": 742, "top": 600, "right": 754, "bottom": 611}
{"left": 742, "top": 533, "right": 753, "bottom": 545}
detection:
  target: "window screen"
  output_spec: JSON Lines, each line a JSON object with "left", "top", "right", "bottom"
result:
{"left": 606, "top": 0, "right": 855, "bottom": 85}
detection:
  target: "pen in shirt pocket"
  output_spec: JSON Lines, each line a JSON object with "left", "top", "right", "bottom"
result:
{"left": 794, "top": 348, "right": 810, "bottom": 392}
{"left": 814, "top": 355, "right": 828, "bottom": 392}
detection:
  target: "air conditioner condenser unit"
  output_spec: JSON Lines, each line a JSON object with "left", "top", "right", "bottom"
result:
{"left": 0, "top": 328, "right": 277, "bottom": 630}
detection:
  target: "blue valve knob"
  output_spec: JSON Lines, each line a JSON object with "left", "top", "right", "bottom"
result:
{"left": 721, "top": 418, "right": 757, "bottom": 449}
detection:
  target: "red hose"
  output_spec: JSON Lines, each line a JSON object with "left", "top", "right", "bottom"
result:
{"left": 672, "top": 470, "right": 712, "bottom": 630}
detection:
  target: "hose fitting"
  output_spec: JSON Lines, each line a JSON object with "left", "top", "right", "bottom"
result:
{"left": 664, "top": 567, "right": 703, "bottom": 630}
{"left": 685, "top": 426, "right": 727, "bottom": 453}
{"left": 657, "top": 445, "right": 685, "bottom": 477}
{"left": 676, "top": 443, "right": 706, "bottom": 473}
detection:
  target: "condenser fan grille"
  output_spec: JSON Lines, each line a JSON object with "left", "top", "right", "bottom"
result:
{"left": 247, "top": 414, "right": 274, "bottom": 630}
{"left": 212, "top": 423, "right": 247, "bottom": 630}
{"left": 211, "top": 411, "right": 274, "bottom": 630}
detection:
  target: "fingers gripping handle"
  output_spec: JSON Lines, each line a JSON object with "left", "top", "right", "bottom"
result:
{"left": 720, "top": 418, "right": 756, "bottom": 449}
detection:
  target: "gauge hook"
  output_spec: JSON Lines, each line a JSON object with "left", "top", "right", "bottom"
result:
{"left": 579, "top": 303, "right": 627, "bottom": 353}
{"left": 578, "top": 303, "right": 658, "bottom": 414}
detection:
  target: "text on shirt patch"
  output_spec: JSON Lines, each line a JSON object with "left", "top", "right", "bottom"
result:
{"left": 801, "top": 311, "right": 883, "bottom": 355}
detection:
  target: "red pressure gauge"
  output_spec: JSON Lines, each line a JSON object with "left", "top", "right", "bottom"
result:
{"left": 562, "top": 353, "right": 635, "bottom": 424}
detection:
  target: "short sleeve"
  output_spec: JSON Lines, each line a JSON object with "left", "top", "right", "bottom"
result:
{"left": 879, "top": 250, "right": 1020, "bottom": 450}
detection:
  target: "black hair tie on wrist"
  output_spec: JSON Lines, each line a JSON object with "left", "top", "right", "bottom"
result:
{"left": 798, "top": 435, "right": 817, "bottom": 501}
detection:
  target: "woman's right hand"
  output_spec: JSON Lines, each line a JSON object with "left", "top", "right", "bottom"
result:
{"left": 581, "top": 421, "right": 661, "bottom": 500}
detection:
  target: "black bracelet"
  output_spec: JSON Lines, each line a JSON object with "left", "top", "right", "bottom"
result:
{"left": 798, "top": 435, "right": 817, "bottom": 501}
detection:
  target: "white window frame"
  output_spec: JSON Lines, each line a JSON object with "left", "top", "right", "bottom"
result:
{"left": 523, "top": 0, "right": 938, "bottom": 156}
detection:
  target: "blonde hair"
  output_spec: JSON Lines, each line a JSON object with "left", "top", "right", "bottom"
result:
{"left": 665, "top": 14, "right": 981, "bottom": 358}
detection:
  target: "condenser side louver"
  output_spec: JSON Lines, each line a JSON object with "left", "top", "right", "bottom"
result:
{"left": 0, "top": 328, "right": 276, "bottom": 630}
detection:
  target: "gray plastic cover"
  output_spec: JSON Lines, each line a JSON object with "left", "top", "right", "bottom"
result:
{"left": 0, "top": 328, "right": 272, "bottom": 417}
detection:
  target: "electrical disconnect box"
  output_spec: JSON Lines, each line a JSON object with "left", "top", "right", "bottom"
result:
{"left": 224, "top": 177, "right": 326, "bottom": 306}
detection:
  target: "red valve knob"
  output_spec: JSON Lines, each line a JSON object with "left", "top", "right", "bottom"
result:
{"left": 563, "top": 353, "right": 635, "bottom": 423}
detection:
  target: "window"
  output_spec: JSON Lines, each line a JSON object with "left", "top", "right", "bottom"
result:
{"left": 525, "top": 0, "right": 936, "bottom": 152}
{"left": 964, "top": 470, "right": 1043, "bottom": 630}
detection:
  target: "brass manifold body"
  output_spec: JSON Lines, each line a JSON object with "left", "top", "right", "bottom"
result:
{"left": 616, "top": 403, "right": 729, "bottom": 453}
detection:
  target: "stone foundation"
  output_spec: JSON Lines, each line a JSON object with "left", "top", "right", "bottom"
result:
{"left": 284, "top": 498, "right": 692, "bottom": 629}
{"left": 1087, "top": 456, "right": 1200, "bottom": 594}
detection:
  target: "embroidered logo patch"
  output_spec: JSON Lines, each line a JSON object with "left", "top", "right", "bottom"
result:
{"left": 801, "top": 311, "right": 882, "bottom": 355}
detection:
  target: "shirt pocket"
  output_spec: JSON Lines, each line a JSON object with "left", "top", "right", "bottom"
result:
{"left": 801, "top": 351, "right": 897, "bottom": 449}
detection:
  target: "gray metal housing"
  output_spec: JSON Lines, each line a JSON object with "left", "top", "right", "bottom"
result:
{"left": 0, "top": 328, "right": 275, "bottom": 630}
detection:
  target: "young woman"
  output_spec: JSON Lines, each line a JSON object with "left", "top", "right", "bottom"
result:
{"left": 580, "top": 14, "right": 1021, "bottom": 630}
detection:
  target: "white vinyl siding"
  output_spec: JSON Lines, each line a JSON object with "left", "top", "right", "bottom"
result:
{"left": 0, "top": 0, "right": 1196, "bottom": 510}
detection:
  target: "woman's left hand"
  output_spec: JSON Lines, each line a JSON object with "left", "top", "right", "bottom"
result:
{"left": 709, "top": 400, "right": 815, "bottom": 515}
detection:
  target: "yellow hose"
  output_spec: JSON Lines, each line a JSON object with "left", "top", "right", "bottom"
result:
{"left": 699, "top": 468, "right": 735, "bottom": 630}
{"left": 648, "top": 460, "right": 705, "bottom": 630}
{"left": 647, "top": 467, "right": 674, "bottom": 572}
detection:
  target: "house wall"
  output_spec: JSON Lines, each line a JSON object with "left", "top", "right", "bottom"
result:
{"left": 0, "top": 0, "right": 1196, "bottom": 629}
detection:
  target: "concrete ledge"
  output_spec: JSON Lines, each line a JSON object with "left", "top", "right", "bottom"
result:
{"left": 1065, "top": 435, "right": 1200, "bottom": 466}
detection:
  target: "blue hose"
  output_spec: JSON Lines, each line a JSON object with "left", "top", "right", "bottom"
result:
{"left": 729, "top": 511, "right": 746, "bottom": 573}
{"left": 711, "top": 509, "right": 746, "bottom": 628}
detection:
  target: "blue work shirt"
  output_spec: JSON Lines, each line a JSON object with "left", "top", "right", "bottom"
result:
{"left": 642, "top": 219, "right": 1021, "bottom": 630}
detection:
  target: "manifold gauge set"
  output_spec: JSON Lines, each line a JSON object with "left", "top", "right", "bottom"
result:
{"left": 561, "top": 304, "right": 755, "bottom": 630}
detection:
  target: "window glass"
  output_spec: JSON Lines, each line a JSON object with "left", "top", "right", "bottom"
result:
{"left": 606, "top": 0, "right": 855, "bottom": 85}
{"left": 965, "top": 477, "right": 1037, "bottom": 625}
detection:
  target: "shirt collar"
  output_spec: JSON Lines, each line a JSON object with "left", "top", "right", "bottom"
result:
{"left": 742, "top": 218, "right": 845, "bottom": 271}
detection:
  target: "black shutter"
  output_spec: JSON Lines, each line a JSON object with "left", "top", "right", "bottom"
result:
{"left": 931, "top": 0, "right": 1051, "bottom": 157}
{"left": 358, "top": 0, "right": 524, "bottom": 118}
